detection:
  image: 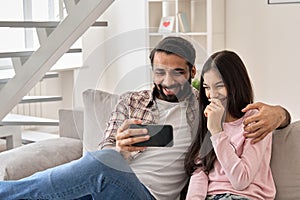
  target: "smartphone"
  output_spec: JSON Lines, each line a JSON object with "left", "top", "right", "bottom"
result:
{"left": 129, "top": 124, "right": 173, "bottom": 147}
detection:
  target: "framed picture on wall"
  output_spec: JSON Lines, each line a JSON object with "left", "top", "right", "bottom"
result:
{"left": 268, "top": 0, "right": 300, "bottom": 4}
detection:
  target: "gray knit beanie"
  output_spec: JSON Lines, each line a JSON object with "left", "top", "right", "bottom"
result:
{"left": 151, "top": 36, "right": 196, "bottom": 65}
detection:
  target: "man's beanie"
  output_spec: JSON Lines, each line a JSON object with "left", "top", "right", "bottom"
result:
{"left": 152, "top": 36, "right": 196, "bottom": 65}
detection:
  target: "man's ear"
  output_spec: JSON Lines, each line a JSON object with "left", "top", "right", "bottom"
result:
{"left": 191, "top": 65, "right": 196, "bottom": 79}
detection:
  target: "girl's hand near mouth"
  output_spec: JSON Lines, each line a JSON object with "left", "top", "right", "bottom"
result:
{"left": 204, "top": 98, "right": 225, "bottom": 135}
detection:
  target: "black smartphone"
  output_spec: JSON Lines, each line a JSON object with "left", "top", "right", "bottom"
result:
{"left": 129, "top": 124, "right": 173, "bottom": 147}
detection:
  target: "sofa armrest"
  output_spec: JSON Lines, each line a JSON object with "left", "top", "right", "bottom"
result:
{"left": 0, "top": 137, "right": 82, "bottom": 180}
{"left": 271, "top": 120, "right": 300, "bottom": 200}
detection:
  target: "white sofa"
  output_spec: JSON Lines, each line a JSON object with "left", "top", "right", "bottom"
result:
{"left": 0, "top": 89, "right": 299, "bottom": 200}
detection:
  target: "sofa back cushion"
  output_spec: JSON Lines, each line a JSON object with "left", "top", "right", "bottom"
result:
{"left": 271, "top": 120, "right": 300, "bottom": 200}
{"left": 82, "top": 89, "right": 119, "bottom": 152}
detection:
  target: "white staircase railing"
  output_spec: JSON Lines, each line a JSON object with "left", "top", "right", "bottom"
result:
{"left": 0, "top": 0, "right": 115, "bottom": 120}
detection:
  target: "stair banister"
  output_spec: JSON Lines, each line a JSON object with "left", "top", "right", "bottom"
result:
{"left": 0, "top": 0, "right": 115, "bottom": 120}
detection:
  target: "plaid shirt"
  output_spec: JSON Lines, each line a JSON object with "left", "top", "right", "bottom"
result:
{"left": 99, "top": 87, "right": 199, "bottom": 151}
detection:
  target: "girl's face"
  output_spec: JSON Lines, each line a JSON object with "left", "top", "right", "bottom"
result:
{"left": 203, "top": 68, "right": 228, "bottom": 106}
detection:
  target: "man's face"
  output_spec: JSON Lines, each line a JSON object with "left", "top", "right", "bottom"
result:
{"left": 152, "top": 51, "right": 196, "bottom": 102}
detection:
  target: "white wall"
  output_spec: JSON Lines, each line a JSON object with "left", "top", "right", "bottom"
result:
{"left": 73, "top": 0, "right": 151, "bottom": 107}
{"left": 74, "top": 0, "right": 300, "bottom": 121}
{"left": 226, "top": 0, "right": 300, "bottom": 121}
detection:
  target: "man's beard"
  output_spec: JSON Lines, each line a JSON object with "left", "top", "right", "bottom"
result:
{"left": 154, "top": 80, "right": 192, "bottom": 102}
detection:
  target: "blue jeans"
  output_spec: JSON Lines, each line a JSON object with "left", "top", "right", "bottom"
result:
{"left": 0, "top": 149, "right": 155, "bottom": 200}
{"left": 206, "top": 193, "right": 250, "bottom": 200}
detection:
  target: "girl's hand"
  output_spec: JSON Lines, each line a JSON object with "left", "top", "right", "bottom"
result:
{"left": 204, "top": 98, "right": 225, "bottom": 135}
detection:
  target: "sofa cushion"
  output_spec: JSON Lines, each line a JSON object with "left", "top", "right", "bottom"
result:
{"left": 82, "top": 89, "right": 119, "bottom": 152}
{"left": 271, "top": 120, "right": 300, "bottom": 200}
{"left": 0, "top": 137, "right": 82, "bottom": 180}
{"left": 59, "top": 109, "right": 84, "bottom": 140}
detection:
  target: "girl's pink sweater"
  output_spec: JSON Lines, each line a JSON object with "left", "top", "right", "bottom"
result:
{"left": 186, "top": 110, "right": 276, "bottom": 200}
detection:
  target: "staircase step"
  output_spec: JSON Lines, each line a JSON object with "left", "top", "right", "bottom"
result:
{"left": 0, "top": 69, "right": 58, "bottom": 84}
{"left": 0, "top": 48, "right": 82, "bottom": 58}
{"left": 1, "top": 114, "right": 59, "bottom": 126}
{"left": 43, "top": 72, "right": 59, "bottom": 79}
{"left": 20, "top": 96, "right": 62, "bottom": 104}
{"left": 0, "top": 21, "right": 108, "bottom": 28}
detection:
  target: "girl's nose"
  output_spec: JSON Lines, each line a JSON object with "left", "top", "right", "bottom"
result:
{"left": 210, "top": 89, "right": 218, "bottom": 99}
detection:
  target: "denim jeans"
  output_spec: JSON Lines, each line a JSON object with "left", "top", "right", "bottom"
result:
{"left": 206, "top": 193, "right": 251, "bottom": 200}
{"left": 0, "top": 149, "right": 155, "bottom": 200}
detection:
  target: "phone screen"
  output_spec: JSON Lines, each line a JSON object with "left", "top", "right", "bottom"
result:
{"left": 129, "top": 124, "right": 173, "bottom": 147}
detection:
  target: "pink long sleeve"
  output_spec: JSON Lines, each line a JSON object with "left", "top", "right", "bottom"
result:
{"left": 207, "top": 110, "right": 276, "bottom": 199}
{"left": 186, "top": 170, "right": 208, "bottom": 200}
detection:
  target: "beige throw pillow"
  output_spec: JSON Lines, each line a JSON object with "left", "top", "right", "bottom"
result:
{"left": 82, "top": 89, "right": 119, "bottom": 153}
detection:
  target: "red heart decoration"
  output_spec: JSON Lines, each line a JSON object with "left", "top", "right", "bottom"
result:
{"left": 163, "top": 21, "right": 170, "bottom": 27}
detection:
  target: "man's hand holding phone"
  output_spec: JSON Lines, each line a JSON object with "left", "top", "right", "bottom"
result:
{"left": 116, "top": 119, "right": 174, "bottom": 158}
{"left": 116, "top": 119, "right": 150, "bottom": 155}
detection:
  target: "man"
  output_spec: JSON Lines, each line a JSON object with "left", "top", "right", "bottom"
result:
{"left": 0, "top": 36, "right": 290, "bottom": 199}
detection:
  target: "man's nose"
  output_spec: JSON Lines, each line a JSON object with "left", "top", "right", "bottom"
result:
{"left": 163, "top": 73, "right": 176, "bottom": 86}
